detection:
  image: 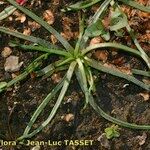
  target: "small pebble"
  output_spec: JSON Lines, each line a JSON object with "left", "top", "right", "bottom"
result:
{"left": 43, "top": 10, "right": 54, "bottom": 25}
{"left": 139, "top": 93, "right": 149, "bottom": 101}
{"left": 136, "top": 132, "right": 147, "bottom": 146}
{"left": 1, "top": 47, "right": 12, "bottom": 58}
{"left": 62, "top": 113, "right": 74, "bottom": 122}
{"left": 97, "top": 133, "right": 110, "bottom": 149}
{"left": 4, "top": 56, "right": 23, "bottom": 72}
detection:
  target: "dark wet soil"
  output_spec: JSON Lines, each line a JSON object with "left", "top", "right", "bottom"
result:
{"left": 0, "top": 0, "right": 150, "bottom": 150}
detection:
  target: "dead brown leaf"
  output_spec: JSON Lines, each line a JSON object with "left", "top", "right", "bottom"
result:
{"left": 51, "top": 73, "right": 62, "bottom": 83}
{"left": 43, "top": 10, "right": 55, "bottom": 25}
{"left": 93, "top": 50, "right": 108, "bottom": 62}
{"left": 1, "top": 47, "right": 12, "bottom": 58}
{"left": 139, "top": 92, "right": 150, "bottom": 101}
{"left": 90, "top": 37, "right": 104, "bottom": 45}
{"left": 50, "top": 34, "right": 58, "bottom": 44}
{"left": 28, "top": 21, "right": 41, "bottom": 31}
{"left": 23, "top": 28, "right": 31, "bottom": 35}
{"left": 62, "top": 113, "right": 74, "bottom": 122}
{"left": 14, "top": 11, "right": 26, "bottom": 23}
{"left": 136, "top": 132, "right": 147, "bottom": 146}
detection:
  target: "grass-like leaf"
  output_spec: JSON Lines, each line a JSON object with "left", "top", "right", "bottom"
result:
{"left": 0, "top": 5, "right": 16, "bottom": 21}
{"left": 85, "top": 57, "right": 150, "bottom": 91}
{"left": 132, "top": 69, "right": 150, "bottom": 77}
{"left": 62, "top": 0, "right": 103, "bottom": 11}
{"left": 74, "top": 13, "right": 85, "bottom": 55}
{"left": 76, "top": 59, "right": 89, "bottom": 104}
{"left": 9, "top": 43, "right": 71, "bottom": 57}
{"left": 35, "top": 59, "right": 68, "bottom": 77}
{"left": 6, "top": 0, "right": 74, "bottom": 51}
{"left": 77, "top": 66, "right": 150, "bottom": 130}
{"left": 18, "top": 61, "right": 77, "bottom": 140}
{"left": 119, "top": 0, "right": 150, "bottom": 13}
{"left": 0, "top": 54, "right": 48, "bottom": 93}
{"left": 82, "top": 42, "right": 142, "bottom": 57}
{"left": 89, "top": 92, "right": 150, "bottom": 130}
{"left": 21, "top": 75, "right": 66, "bottom": 138}
{"left": 0, "top": 27, "right": 56, "bottom": 48}
{"left": 80, "top": 0, "right": 112, "bottom": 48}
{"left": 126, "top": 25, "right": 150, "bottom": 69}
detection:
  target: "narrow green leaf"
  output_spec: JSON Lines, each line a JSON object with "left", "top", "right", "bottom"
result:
{"left": 84, "top": 19, "right": 108, "bottom": 37}
{"left": 0, "top": 54, "right": 48, "bottom": 93}
{"left": 0, "top": 27, "right": 56, "bottom": 48}
{"left": 132, "top": 69, "right": 150, "bottom": 77}
{"left": 42, "top": 65, "right": 68, "bottom": 79}
{"left": 0, "top": 6, "right": 16, "bottom": 21}
{"left": 76, "top": 59, "right": 150, "bottom": 130}
{"left": 6, "top": 0, "right": 74, "bottom": 51}
{"left": 18, "top": 61, "right": 77, "bottom": 140}
{"left": 9, "top": 43, "right": 70, "bottom": 57}
{"left": 22, "top": 75, "right": 66, "bottom": 137}
{"left": 85, "top": 57, "right": 150, "bottom": 91}
{"left": 80, "top": 0, "right": 112, "bottom": 48}
{"left": 89, "top": 92, "right": 150, "bottom": 130}
{"left": 119, "top": 0, "right": 150, "bottom": 13}
{"left": 0, "top": 82, "right": 7, "bottom": 93}
{"left": 76, "top": 59, "right": 89, "bottom": 104}
{"left": 89, "top": 0, "right": 112, "bottom": 24}
{"left": 74, "top": 13, "right": 85, "bottom": 55}
{"left": 36, "top": 59, "right": 71, "bottom": 77}
{"left": 110, "top": 7, "right": 128, "bottom": 31}
{"left": 126, "top": 25, "right": 150, "bottom": 69}
{"left": 82, "top": 42, "right": 141, "bottom": 58}
{"left": 86, "top": 67, "right": 96, "bottom": 92}
{"left": 62, "top": 0, "right": 102, "bottom": 11}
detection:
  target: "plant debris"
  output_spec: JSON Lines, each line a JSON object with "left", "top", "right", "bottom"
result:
{"left": 4, "top": 55, "right": 23, "bottom": 72}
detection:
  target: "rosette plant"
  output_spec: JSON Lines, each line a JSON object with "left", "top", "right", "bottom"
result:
{"left": 0, "top": 0, "right": 150, "bottom": 141}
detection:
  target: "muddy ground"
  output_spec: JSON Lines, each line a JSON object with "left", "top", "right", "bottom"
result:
{"left": 0, "top": 0, "right": 150, "bottom": 150}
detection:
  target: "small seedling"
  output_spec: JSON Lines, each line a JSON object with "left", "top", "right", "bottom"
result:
{"left": 105, "top": 125, "right": 120, "bottom": 139}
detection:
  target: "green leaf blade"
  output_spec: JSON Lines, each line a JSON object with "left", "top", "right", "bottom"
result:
{"left": 0, "top": 5, "right": 16, "bottom": 21}
{"left": 85, "top": 57, "right": 150, "bottom": 91}
{"left": 6, "top": 0, "right": 74, "bottom": 51}
{"left": 18, "top": 61, "right": 76, "bottom": 140}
